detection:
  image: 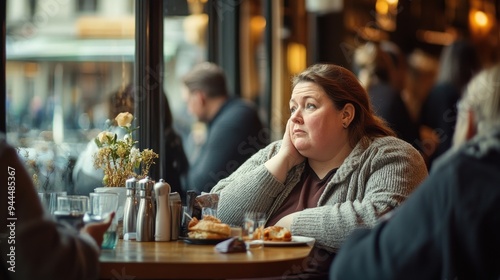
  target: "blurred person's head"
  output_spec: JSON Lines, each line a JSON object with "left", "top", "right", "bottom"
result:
{"left": 182, "top": 62, "right": 229, "bottom": 122}
{"left": 292, "top": 64, "right": 395, "bottom": 150}
{"left": 380, "top": 40, "right": 408, "bottom": 92}
{"left": 109, "top": 84, "right": 134, "bottom": 119}
{"left": 453, "top": 64, "right": 500, "bottom": 148}
{"left": 436, "top": 39, "right": 481, "bottom": 92}
{"left": 108, "top": 84, "right": 174, "bottom": 131}
{"left": 353, "top": 42, "right": 395, "bottom": 89}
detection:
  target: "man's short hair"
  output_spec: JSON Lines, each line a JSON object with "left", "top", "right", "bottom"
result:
{"left": 182, "top": 62, "right": 229, "bottom": 98}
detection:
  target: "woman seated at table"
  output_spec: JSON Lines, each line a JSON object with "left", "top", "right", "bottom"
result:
{"left": 211, "top": 63, "right": 428, "bottom": 278}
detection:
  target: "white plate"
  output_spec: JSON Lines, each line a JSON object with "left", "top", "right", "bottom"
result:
{"left": 263, "top": 235, "right": 315, "bottom": 247}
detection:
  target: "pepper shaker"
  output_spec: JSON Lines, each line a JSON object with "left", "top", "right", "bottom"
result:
{"left": 136, "top": 177, "right": 155, "bottom": 242}
{"left": 169, "top": 192, "right": 182, "bottom": 241}
{"left": 154, "top": 179, "right": 171, "bottom": 241}
{"left": 123, "top": 177, "right": 138, "bottom": 235}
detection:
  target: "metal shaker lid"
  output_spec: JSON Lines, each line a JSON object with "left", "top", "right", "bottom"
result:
{"left": 154, "top": 179, "right": 171, "bottom": 196}
{"left": 126, "top": 177, "right": 138, "bottom": 189}
{"left": 138, "top": 176, "right": 155, "bottom": 191}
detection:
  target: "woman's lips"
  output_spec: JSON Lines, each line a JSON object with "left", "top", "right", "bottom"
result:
{"left": 293, "top": 129, "right": 306, "bottom": 135}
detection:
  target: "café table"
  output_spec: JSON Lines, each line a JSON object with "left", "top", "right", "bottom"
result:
{"left": 99, "top": 238, "right": 314, "bottom": 279}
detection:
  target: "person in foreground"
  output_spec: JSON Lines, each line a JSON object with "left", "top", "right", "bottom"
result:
{"left": 330, "top": 64, "right": 500, "bottom": 280}
{"left": 0, "top": 135, "right": 113, "bottom": 280}
{"left": 211, "top": 64, "right": 428, "bottom": 278}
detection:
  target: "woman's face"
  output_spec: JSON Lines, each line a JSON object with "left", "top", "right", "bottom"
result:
{"left": 289, "top": 82, "right": 348, "bottom": 160}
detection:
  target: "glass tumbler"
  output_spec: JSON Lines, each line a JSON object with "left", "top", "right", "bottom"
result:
{"left": 89, "top": 192, "right": 119, "bottom": 249}
{"left": 54, "top": 195, "right": 89, "bottom": 230}
{"left": 242, "top": 212, "right": 266, "bottom": 250}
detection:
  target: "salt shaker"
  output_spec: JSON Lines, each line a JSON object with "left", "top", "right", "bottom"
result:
{"left": 169, "top": 192, "right": 182, "bottom": 240}
{"left": 136, "top": 177, "right": 155, "bottom": 242}
{"left": 154, "top": 179, "right": 171, "bottom": 241}
{"left": 123, "top": 177, "right": 138, "bottom": 235}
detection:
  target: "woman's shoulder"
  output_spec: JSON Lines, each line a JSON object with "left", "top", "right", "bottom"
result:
{"left": 259, "top": 139, "right": 282, "bottom": 155}
{"left": 369, "top": 136, "right": 421, "bottom": 155}
{"left": 356, "top": 136, "right": 427, "bottom": 174}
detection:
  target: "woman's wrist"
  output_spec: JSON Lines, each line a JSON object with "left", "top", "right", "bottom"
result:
{"left": 265, "top": 153, "right": 292, "bottom": 183}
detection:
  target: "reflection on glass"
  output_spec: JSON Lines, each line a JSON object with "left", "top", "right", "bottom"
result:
{"left": 6, "top": 0, "right": 136, "bottom": 196}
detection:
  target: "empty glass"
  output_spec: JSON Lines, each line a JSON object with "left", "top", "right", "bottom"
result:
{"left": 38, "top": 191, "right": 67, "bottom": 215}
{"left": 54, "top": 195, "right": 89, "bottom": 230}
{"left": 243, "top": 212, "right": 266, "bottom": 250}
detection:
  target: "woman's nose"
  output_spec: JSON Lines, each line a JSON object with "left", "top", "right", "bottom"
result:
{"left": 290, "top": 110, "right": 303, "bottom": 124}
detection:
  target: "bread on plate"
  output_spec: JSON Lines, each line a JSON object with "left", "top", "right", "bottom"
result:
{"left": 188, "top": 215, "right": 231, "bottom": 239}
{"left": 255, "top": 226, "right": 292, "bottom": 242}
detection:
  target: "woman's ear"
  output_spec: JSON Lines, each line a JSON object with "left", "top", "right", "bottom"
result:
{"left": 341, "top": 103, "right": 355, "bottom": 128}
{"left": 195, "top": 90, "right": 208, "bottom": 106}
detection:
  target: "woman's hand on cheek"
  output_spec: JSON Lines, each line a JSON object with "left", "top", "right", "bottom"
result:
{"left": 279, "top": 119, "right": 305, "bottom": 168}
{"left": 265, "top": 119, "right": 305, "bottom": 183}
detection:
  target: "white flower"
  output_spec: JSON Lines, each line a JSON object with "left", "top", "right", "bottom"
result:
{"left": 124, "top": 134, "right": 132, "bottom": 144}
{"left": 130, "top": 147, "right": 141, "bottom": 164}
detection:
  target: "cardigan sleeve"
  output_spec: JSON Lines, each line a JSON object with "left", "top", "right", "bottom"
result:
{"left": 211, "top": 141, "right": 293, "bottom": 226}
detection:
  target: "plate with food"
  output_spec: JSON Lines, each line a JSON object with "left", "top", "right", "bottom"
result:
{"left": 255, "top": 226, "right": 315, "bottom": 247}
{"left": 264, "top": 235, "right": 315, "bottom": 247}
{"left": 184, "top": 215, "right": 231, "bottom": 245}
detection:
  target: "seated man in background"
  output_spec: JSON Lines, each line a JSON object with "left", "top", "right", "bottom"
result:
{"left": 330, "top": 64, "right": 500, "bottom": 280}
{"left": 182, "top": 62, "right": 267, "bottom": 194}
{"left": 0, "top": 135, "right": 113, "bottom": 280}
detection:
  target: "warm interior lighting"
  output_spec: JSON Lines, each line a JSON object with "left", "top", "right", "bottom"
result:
{"left": 469, "top": 8, "right": 493, "bottom": 37}
{"left": 376, "top": 1, "right": 389, "bottom": 15}
{"left": 187, "top": 0, "right": 208, "bottom": 15}
{"left": 287, "top": 43, "right": 306, "bottom": 75}
{"left": 375, "top": 0, "right": 398, "bottom": 31}
{"left": 250, "top": 16, "right": 266, "bottom": 33}
{"left": 183, "top": 14, "right": 209, "bottom": 46}
{"left": 184, "top": 0, "right": 209, "bottom": 47}
{"left": 416, "top": 30, "right": 455, "bottom": 45}
{"left": 473, "top": 10, "right": 489, "bottom": 27}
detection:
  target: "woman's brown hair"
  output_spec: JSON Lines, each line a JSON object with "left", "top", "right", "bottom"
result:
{"left": 292, "top": 64, "right": 395, "bottom": 147}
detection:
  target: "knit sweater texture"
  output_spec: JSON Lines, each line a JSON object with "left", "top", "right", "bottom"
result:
{"left": 211, "top": 136, "right": 428, "bottom": 252}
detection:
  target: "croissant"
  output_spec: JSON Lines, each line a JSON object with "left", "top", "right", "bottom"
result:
{"left": 188, "top": 215, "right": 231, "bottom": 239}
{"left": 255, "top": 226, "right": 292, "bottom": 242}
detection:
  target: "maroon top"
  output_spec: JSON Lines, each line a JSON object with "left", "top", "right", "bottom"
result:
{"left": 266, "top": 162, "right": 338, "bottom": 226}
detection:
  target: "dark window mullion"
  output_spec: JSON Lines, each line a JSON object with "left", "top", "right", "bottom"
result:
{"left": 135, "top": 0, "right": 165, "bottom": 181}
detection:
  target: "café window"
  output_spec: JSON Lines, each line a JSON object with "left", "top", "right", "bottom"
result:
{"left": 5, "top": 0, "right": 138, "bottom": 194}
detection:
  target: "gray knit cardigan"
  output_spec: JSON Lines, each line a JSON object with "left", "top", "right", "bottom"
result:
{"left": 211, "top": 136, "right": 428, "bottom": 252}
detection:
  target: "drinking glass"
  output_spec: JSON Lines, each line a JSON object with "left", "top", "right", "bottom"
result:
{"left": 89, "top": 192, "right": 119, "bottom": 249}
{"left": 54, "top": 195, "right": 89, "bottom": 230}
{"left": 242, "top": 212, "right": 266, "bottom": 250}
{"left": 38, "top": 191, "right": 67, "bottom": 215}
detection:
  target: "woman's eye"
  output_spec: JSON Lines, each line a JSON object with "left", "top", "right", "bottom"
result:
{"left": 290, "top": 106, "right": 296, "bottom": 114}
{"left": 306, "top": 103, "right": 317, "bottom": 109}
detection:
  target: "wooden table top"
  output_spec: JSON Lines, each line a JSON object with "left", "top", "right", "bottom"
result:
{"left": 99, "top": 239, "right": 314, "bottom": 279}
